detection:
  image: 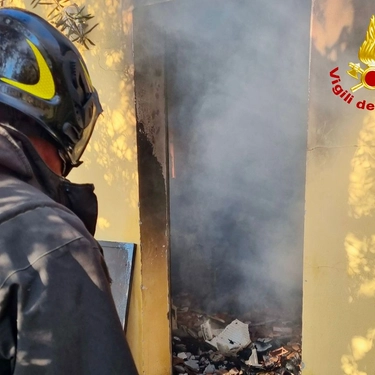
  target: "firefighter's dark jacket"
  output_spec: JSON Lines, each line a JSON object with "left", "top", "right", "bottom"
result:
{"left": 0, "top": 124, "right": 138, "bottom": 374}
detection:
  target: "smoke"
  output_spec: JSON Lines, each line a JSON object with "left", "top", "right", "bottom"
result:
{"left": 144, "top": 0, "right": 311, "bottom": 317}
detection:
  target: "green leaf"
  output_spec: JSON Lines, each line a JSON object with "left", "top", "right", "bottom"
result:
{"left": 87, "top": 37, "right": 95, "bottom": 46}
{"left": 49, "top": 12, "right": 61, "bottom": 21}
{"left": 82, "top": 40, "right": 90, "bottom": 49}
{"left": 29, "top": 0, "right": 99, "bottom": 49}
{"left": 85, "top": 22, "right": 99, "bottom": 35}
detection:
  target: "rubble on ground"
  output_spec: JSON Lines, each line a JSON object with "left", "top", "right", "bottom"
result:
{"left": 171, "top": 298, "right": 302, "bottom": 375}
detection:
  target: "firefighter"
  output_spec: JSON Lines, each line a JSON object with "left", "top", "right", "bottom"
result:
{"left": 0, "top": 7, "right": 137, "bottom": 374}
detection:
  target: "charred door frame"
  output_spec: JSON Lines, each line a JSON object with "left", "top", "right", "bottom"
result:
{"left": 133, "top": 4, "right": 172, "bottom": 374}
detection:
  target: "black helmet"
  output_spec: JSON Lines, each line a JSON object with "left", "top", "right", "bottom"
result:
{"left": 0, "top": 7, "right": 102, "bottom": 175}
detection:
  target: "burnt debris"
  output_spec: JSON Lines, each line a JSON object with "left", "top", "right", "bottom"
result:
{"left": 172, "top": 297, "right": 302, "bottom": 375}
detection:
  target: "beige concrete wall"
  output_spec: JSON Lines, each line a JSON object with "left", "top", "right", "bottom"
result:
{"left": 303, "top": 1, "right": 375, "bottom": 374}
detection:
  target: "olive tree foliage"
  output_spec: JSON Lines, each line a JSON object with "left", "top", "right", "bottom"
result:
{"left": 0, "top": 0, "right": 98, "bottom": 49}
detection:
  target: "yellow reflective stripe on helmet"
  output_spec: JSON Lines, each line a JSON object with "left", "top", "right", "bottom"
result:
{"left": 0, "top": 39, "right": 55, "bottom": 100}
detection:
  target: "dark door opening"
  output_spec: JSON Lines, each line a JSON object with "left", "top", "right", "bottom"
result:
{"left": 134, "top": 0, "right": 311, "bottom": 373}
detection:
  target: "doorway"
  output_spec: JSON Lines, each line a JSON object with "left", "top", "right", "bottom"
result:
{"left": 134, "top": 1, "right": 311, "bottom": 372}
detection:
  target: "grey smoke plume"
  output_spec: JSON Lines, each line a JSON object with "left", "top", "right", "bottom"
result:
{"left": 145, "top": 0, "right": 311, "bottom": 317}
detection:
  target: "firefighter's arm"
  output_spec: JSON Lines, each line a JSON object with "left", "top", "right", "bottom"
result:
{"left": 14, "top": 236, "right": 138, "bottom": 375}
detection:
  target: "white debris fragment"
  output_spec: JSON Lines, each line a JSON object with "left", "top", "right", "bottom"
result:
{"left": 254, "top": 337, "right": 273, "bottom": 352}
{"left": 206, "top": 319, "right": 251, "bottom": 354}
{"left": 203, "top": 364, "right": 216, "bottom": 373}
{"left": 177, "top": 352, "right": 188, "bottom": 360}
{"left": 201, "top": 318, "right": 224, "bottom": 341}
{"left": 184, "top": 358, "right": 200, "bottom": 371}
{"left": 245, "top": 347, "right": 262, "bottom": 367}
{"left": 201, "top": 319, "right": 214, "bottom": 340}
